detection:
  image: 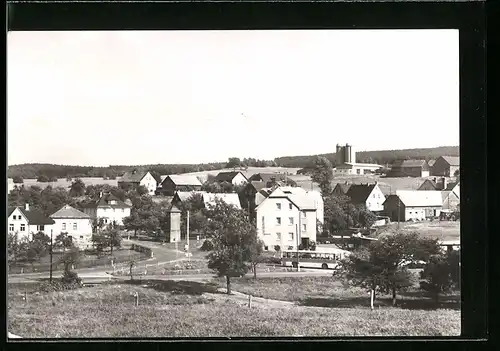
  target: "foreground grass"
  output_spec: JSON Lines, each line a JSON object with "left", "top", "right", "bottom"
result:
{"left": 8, "top": 280, "right": 460, "bottom": 337}
{"left": 224, "top": 276, "right": 461, "bottom": 310}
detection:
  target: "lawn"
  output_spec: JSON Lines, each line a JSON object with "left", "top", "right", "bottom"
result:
{"left": 15, "top": 177, "right": 119, "bottom": 190}
{"left": 8, "top": 279, "right": 461, "bottom": 337}
{"left": 379, "top": 221, "right": 460, "bottom": 243}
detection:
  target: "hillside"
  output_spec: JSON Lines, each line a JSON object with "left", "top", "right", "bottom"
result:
{"left": 274, "top": 146, "right": 459, "bottom": 169}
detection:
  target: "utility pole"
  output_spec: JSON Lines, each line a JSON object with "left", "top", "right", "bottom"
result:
{"left": 397, "top": 197, "right": 400, "bottom": 229}
{"left": 295, "top": 223, "right": 300, "bottom": 272}
{"left": 49, "top": 229, "right": 53, "bottom": 283}
{"left": 186, "top": 210, "right": 190, "bottom": 255}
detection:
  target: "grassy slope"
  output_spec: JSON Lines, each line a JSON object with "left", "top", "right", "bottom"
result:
{"left": 8, "top": 281, "right": 460, "bottom": 337}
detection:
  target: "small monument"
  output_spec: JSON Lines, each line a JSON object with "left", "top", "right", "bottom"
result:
{"left": 168, "top": 204, "right": 182, "bottom": 243}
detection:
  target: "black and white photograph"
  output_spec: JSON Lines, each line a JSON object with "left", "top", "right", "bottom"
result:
{"left": 7, "top": 28, "right": 462, "bottom": 338}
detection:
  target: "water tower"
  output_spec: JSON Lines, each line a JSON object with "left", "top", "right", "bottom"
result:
{"left": 345, "top": 144, "right": 352, "bottom": 163}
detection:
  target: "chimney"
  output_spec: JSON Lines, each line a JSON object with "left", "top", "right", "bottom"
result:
{"left": 441, "top": 177, "right": 447, "bottom": 190}
{"left": 25, "top": 203, "right": 29, "bottom": 211}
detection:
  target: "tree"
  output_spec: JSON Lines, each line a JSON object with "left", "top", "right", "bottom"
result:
{"left": 66, "top": 175, "right": 73, "bottom": 182}
{"left": 129, "top": 260, "right": 136, "bottom": 280}
{"left": 226, "top": 157, "right": 241, "bottom": 169}
{"left": 58, "top": 248, "right": 81, "bottom": 272}
{"left": 54, "top": 232, "right": 74, "bottom": 253}
{"left": 69, "top": 178, "right": 86, "bottom": 197}
{"left": 123, "top": 212, "right": 144, "bottom": 238}
{"left": 311, "top": 156, "right": 334, "bottom": 196}
{"left": 13, "top": 176, "right": 23, "bottom": 184}
{"left": 248, "top": 238, "right": 265, "bottom": 279}
{"left": 137, "top": 185, "right": 149, "bottom": 196}
{"left": 420, "top": 249, "right": 459, "bottom": 303}
{"left": 37, "top": 175, "right": 49, "bottom": 182}
{"left": 205, "top": 199, "right": 258, "bottom": 294}
{"left": 106, "top": 227, "right": 122, "bottom": 256}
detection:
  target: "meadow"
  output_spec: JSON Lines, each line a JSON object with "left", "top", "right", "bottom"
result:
{"left": 11, "top": 177, "right": 119, "bottom": 189}
{"left": 8, "top": 278, "right": 460, "bottom": 338}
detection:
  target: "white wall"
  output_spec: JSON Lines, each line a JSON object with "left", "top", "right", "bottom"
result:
{"left": 256, "top": 197, "right": 317, "bottom": 251}
{"left": 404, "top": 208, "right": 426, "bottom": 221}
{"left": 8, "top": 208, "right": 31, "bottom": 240}
{"left": 96, "top": 207, "right": 131, "bottom": 226}
{"left": 232, "top": 173, "right": 248, "bottom": 186}
{"left": 51, "top": 217, "right": 93, "bottom": 249}
{"left": 365, "top": 185, "right": 386, "bottom": 212}
{"left": 140, "top": 172, "right": 158, "bottom": 195}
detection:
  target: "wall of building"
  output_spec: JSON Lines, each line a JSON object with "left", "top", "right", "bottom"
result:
{"left": 140, "top": 172, "right": 158, "bottom": 195}
{"left": 232, "top": 173, "right": 248, "bottom": 186}
{"left": 442, "top": 192, "right": 460, "bottom": 211}
{"left": 96, "top": 207, "right": 131, "bottom": 226}
{"left": 365, "top": 186, "right": 386, "bottom": 212}
{"left": 431, "top": 157, "right": 458, "bottom": 177}
{"left": 256, "top": 197, "right": 317, "bottom": 251}
{"left": 8, "top": 209, "right": 31, "bottom": 240}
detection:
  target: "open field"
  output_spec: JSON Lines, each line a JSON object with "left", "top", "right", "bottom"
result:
{"left": 181, "top": 167, "right": 302, "bottom": 183}
{"left": 384, "top": 221, "right": 460, "bottom": 242}
{"left": 8, "top": 279, "right": 460, "bottom": 337}
{"left": 11, "top": 177, "right": 119, "bottom": 190}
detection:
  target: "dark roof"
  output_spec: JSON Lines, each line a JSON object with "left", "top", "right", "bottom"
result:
{"left": 418, "top": 179, "right": 439, "bottom": 190}
{"left": 96, "top": 193, "right": 131, "bottom": 208}
{"left": 119, "top": 169, "right": 148, "bottom": 183}
{"left": 392, "top": 159, "right": 428, "bottom": 168}
{"left": 248, "top": 173, "right": 297, "bottom": 186}
{"left": 214, "top": 171, "right": 245, "bottom": 182}
{"left": 8, "top": 206, "right": 55, "bottom": 225}
{"left": 346, "top": 184, "right": 376, "bottom": 204}
{"left": 439, "top": 156, "right": 460, "bottom": 166}
{"left": 334, "top": 182, "right": 352, "bottom": 194}
{"left": 250, "top": 181, "right": 267, "bottom": 192}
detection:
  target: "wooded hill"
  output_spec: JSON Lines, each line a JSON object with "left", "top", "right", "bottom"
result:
{"left": 274, "top": 146, "right": 460, "bottom": 169}
{"left": 8, "top": 146, "right": 459, "bottom": 180}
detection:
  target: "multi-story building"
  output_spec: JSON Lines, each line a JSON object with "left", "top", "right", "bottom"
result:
{"left": 81, "top": 192, "right": 132, "bottom": 227}
{"left": 157, "top": 175, "right": 203, "bottom": 196}
{"left": 50, "top": 204, "right": 93, "bottom": 249}
{"left": 118, "top": 169, "right": 158, "bottom": 195}
{"left": 345, "top": 182, "right": 386, "bottom": 213}
{"left": 431, "top": 156, "right": 460, "bottom": 177}
{"left": 8, "top": 204, "right": 55, "bottom": 241}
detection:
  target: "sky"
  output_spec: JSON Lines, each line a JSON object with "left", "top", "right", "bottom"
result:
{"left": 7, "top": 30, "right": 459, "bottom": 166}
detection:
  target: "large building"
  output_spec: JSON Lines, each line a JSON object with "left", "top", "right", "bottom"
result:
{"left": 50, "top": 205, "right": 93, "bottom": 249}
{"left": 383, "top": 190, "right": 444, "bottom": 222}
{"left": 118, "top": 169, "right": 158, "bottom": 195}
{"left": 157, "top": 175, "right": 203, "bottom": 196}
{"left": 334, "top": 144, "right": 382, "bottom": 175}
{"left": 431, "top": 156, "right": 460, "bottom": 177}
{"left": 255, "top": 186, "right": 323, "bottom": 251}
{"left": 81, "top": 192, "right": 132, "bottom": 227}
{"left": 388, "top": 159, "right": 430, "bottom": 178}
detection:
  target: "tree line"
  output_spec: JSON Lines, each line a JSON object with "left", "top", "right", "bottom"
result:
{"left": 275, "top": 145, "right": 459, "bottom": 169}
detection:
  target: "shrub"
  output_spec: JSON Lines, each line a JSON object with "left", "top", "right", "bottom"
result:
{"left": 37, "top": 271, "right": 83, "bottom": 293}
{"left": 61, "top": 270, "right": 83, "bottom": 286}
{"left": 274, "top": 245, "right": 281, "bottom": 252}
{"left": 200, "top": 240, "right": 214, "bottom": 251}
{"left": 13, "top": 176, "right": 23, "bottom": 184}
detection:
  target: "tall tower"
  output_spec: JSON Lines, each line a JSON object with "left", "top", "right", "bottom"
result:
{"left": 335, "top": 144, "right": 344, "bottom": 165}
{"left": 350, "top": 145, "right": 356, "bottom": 163}
{"left": 345, "top": 144, "right": 352, "bottom": 163}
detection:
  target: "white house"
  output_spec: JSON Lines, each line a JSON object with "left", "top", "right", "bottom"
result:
{"left": 8, "top": 204, "right": 55, "bottom": 241}
{"left": 81, "top": 192, "right": 132, "bottom": 227}
{"left": 345, "top": 182, "right": 386, "bottom": 213}
{"left": 255, "top": 186, "right": 322, "bottom": 251}
{"left": 118, "top": 169, "right": 158, "bottom": 195}
{"left": 214, "top": 171, "right": 249, "bottom": 186}
{"left": 50, "top": 205, "right": 93, "bottom": 249}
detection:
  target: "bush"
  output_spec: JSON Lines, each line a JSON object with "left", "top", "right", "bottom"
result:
{"left": 13, "top": 176, "right": 23, "bottom": 184}
{"left": 274, "top": 245, "right": 281, "bottom": 252}
{"left": 200, "top": 240, "right": 214, "bottom": 251}
{"left": 37, "top": 271, "right": 82, "bottom": 293}
{"left": 62, "top": 270, "right": 83, "bottom": 286}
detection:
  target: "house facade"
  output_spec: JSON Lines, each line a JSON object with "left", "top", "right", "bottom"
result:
{"left": 214, "top": 171, "right": 249, "bottom": 186}
{"left": 81, "top": 192, "right": 132, "bottom": 227}
{"left": 388, "top": 160, "right": 430, "bottom": 178}
{"left": 255, "top": 187, "right": 323, "bottom": 251}
{"left": 158, "top": 175, "right": 203, "bottom": 196}
{"left": 383, "top": 191, "right": 444, "bottom": 222}
{"left": 8, "top": 204, "right": 55, "bottom": 241}
{"left": 50, "top": 205, "right": 93, "bottom": 249}
{"left": 118, "top": 170, "right": 157, "bottom": 195}
{"left": 345, "top": 183, "right": 386, "bottom": 213}
{"left": 431, "top": 156, "right": 460, "bottom": 177}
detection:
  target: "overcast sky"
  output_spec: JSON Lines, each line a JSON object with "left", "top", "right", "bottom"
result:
{"left": 7, "top": 30, "right": 459, "bottom": 166}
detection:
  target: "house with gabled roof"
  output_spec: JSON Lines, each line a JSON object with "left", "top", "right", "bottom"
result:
{"left": 383, "top": 190, "right": 444, "bottom": 222}
{"left": 431, "top": 156, "right": 460, "bottom": 177}
{"left": 118, "top": 169, "right": 157, "bottom": 195}
{"left": 50, "top": 205, "right": 93, "bottom": 249}
{"left": 214, "top": 171, "right": 248, "bottom": 186}
{"left": 248, "top": 173, "right": 297, "bottom": 187}
{"left": 81, "top": 192, "right": 132, "bottom": 227}
{"left": 388, "top": 159, "right": 430, "bottom": 178}
{"left": 255, "top": 186, "right": 323, "bottom": 251}
{"left": 8, "top": 204, "right": 55, "bottom": 240}
{"left": 345, "top": 183, "right": 386, "bottom": 213}
{"left": 158, "top": 175, "right": 203, "bottom": 196}
{"left": 332, "top": 182, "right": 352, "bottom": 196}
{"left": 171, "top": 191, "right": 242, "bottom": 210}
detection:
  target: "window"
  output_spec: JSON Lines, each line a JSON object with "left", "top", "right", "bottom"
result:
{"left": 9, "top": 224, "right": 14, "bottom": 232}
{"left": 288, "top": 203, "right": 293, "bottom": 210}
{"left": 80, "top": 236, "right": 84, "bottom": 239}
{"left": 276, "top": 203, "right": 281, "bottom": 210}
{"left": 264, "top": 246, "right": 269, "bottom": 251}
{"left": 288, "top": 232, "right": 294, "bottom": 241}
{"left": 276, "top": 217, "right": 281, "bottom": 226}
{"left": 20, "top": 224, "right": 26, "bottom": 232}
{"left": 276, "top": 232, "right": 281, "bottom": 241}
{"left": 373, "top": 194, "right": 376, "bottom": 198}
{"left": 73, "top": 223, "right": 78, "bottom": 230}
{"left": 62, "top": 223, "right": 66, "bottom": 230}
{"left": 289, "top": 217, "right": 294, "bottom": 225}
{"left": 38, "top": 225, "right": 45, "bottom": 231}
{"left": 302, "top": 224, "right": 306, "bottom": 231}
{"left": 122, "top": 209, "right": 125, "bottom": 213}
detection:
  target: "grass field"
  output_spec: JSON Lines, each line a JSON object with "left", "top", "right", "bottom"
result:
{"left": 8, "top": 279, "right": 460, "bottom": 337}
{"left": 181, "top": 167, "right": 302, "bottom": 183}
{"left": 12, "top": 177, "right": 119, "bottom": 190}
{"left": 383, "top": 221, "right": 460, "bottom": 242}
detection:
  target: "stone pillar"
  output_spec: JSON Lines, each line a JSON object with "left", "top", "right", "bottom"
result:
{"left": 168, "top": 205, "right": 182, "bottom": 243}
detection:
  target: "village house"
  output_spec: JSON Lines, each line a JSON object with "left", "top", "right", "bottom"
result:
{"left": 50, "top": 205, "right": 93, "bottom": 249}
{"left": 441, "top": 190, "right": 460, "bottom": 211}
{"left": 241, "top": 181, "right": 269, "bottom": 220}
{"left": 81, "top": 192, "right": 132, "bottom": 227}
{"left": 431, "top": 156, "right": 460, "bottom": 177}
{"left": 255, "top": 186, "right": 323, "bottom": 251}
{"left": 383, "top": 190, "right": 444, "bottom": 222}
{"left": 214, "top": 171, "right": 249, "bottom": 187}
{"left": 418, "top": 177, "right": 460, "bottom": 194}
{"left": 388, "top": 159, "right": 430, "bottom": 178}
{"left": 248, "top": 173, "right": 297, "bottom": 187}
{"left": 118, "top": 169, "right": 158, "bottom": 195}
{"left": 8, "top": 204, "right": 55, "bottom": 241}
{"left": 157, "top": 175, "right": 203, "bottom": 196}
{"left": 345, "top": 182, "right": 386, "bottom": 213}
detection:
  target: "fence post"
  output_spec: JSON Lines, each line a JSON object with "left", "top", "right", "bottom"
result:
{"left": 24, "top": 290, "right": 27, "bottom": 302}
{"left": 248, "top": 295, "right": 252, "bottom": 308}
{"left": 134, "top": 292, "right": 139, "bottom": 307}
